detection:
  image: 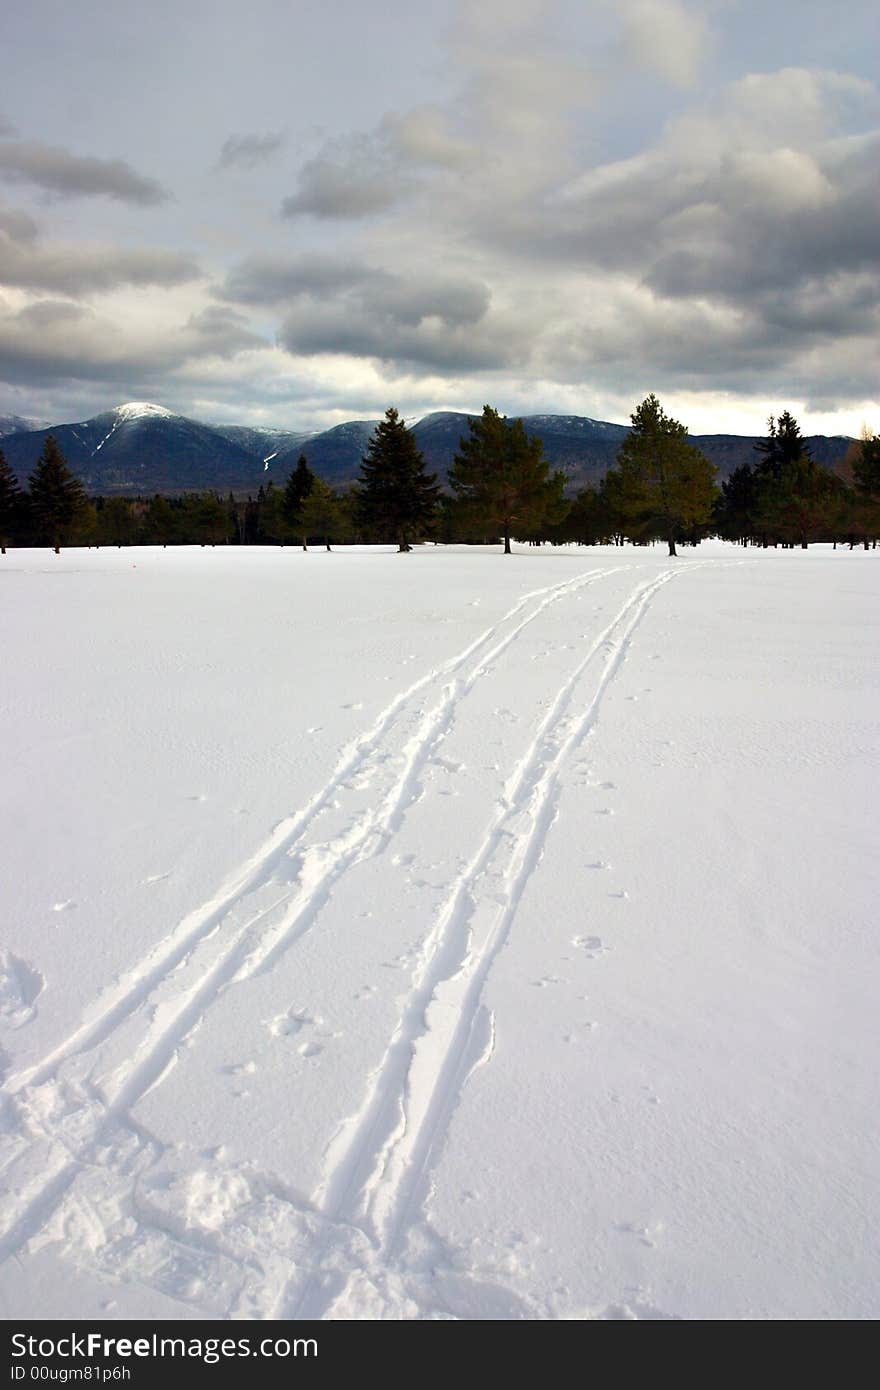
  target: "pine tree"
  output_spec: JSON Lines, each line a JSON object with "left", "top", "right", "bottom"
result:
{"left": 143, "top": 494, "right": 177, "bottom": 546}
{"left": 448, "top": 406, "right": 566, "bottom": 555}
{"left": 754, "top": 411, "right": 811, "bottom": 481}
{"left": 852, "top": 431, "right": 880, "bottom": 499}
{"left": 300, "top": 478, "right": 340, "bottom": 551}
{"left": 0, "top": 447, "right": 22, "bottom": 554}
{"left": 606, "top": 394, "right": 717, "bottom": 556}
{"left": 716, "top": 462, "right": 760, "bottom": 545}
{"left": 753, "top": 411, "right": 828, "bottom": 548}
{"left": 28, "top": 435, "right": 88, "bottom": 553}
{"left": 357, "top": 407, "right": 439, "bottom": 552}
{"left": 284, "top": 455, "right": 315, "bottom": 546}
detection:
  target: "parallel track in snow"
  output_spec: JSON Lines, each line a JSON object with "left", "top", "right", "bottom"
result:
{"left": 283, "top": 567, "right": 681, "bottom": 1318}
{"left": 0, "top": 564, "right": 621, "bottom": 1271}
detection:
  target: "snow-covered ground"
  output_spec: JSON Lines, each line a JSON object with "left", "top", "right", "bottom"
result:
{"left": 0, "top": 542, "right": 877, "bottom": 1321}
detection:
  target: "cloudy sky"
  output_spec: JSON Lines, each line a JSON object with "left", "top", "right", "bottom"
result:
{"left": 1, "top": 0, "right": 877, "bottom": 435}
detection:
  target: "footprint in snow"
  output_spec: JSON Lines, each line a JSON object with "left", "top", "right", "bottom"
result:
{"left": 573, "top": 935, "right": 610, "bottom": 959}
{"left": 0, "top": 951, "right": 44, "bottom": 1028}
{"left": 267, "top": 1008, "right": 314, "bottom": 1039}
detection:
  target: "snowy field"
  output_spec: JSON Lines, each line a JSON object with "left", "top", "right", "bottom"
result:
{"left": 0, "top": 541, "right": 877, "bottom": 1321}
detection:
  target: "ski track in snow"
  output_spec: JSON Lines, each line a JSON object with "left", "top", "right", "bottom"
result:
{"left": 0, "top": 558, "right": 749, "bottom": 1318}
{"left": 0, "top": 562, "right": 656, "bottom": 1307}
{"left": 282, "top": 567, "right": 681, "bottom": 1318}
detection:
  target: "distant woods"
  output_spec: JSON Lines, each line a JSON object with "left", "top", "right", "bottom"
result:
{"left": 1, "top": 400, "right": 878, "bottom": 555}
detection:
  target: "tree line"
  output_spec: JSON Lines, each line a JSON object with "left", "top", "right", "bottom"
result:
{"left": 1, "top": 397, "right": 877, "bottom": 556}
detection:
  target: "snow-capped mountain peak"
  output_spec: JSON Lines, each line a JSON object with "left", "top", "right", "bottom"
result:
{"left": 114, "top": 402, "right": 174, "bottom": 423}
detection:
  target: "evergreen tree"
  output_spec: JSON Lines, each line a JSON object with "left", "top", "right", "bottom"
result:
{"left": 299, "top": 478, "right": 340, "bottom": 551}
{"left": 96, "top": 496, "right": 138, "bottom": 546}
{"left": 852, "top": 431, "right": 880, "bottom": 499}
{"left": 753, "top": 411, "right": 828, "bottom": 548}
{"left": 448, "top": 406, "right": 566, "bottom": 555}
{"left": 357, "top": 407, "right": 439, "bottom": 552}
{"left": 284, "top": 454, "right": 315, "bottom": 541}
{"left": 258, "top": 481, "right": 291, "bottom": 543}
{"left": 605, "top": 394, "right": 717, "bottom": 556}
{"left": 0, "top": 447, "right": 22, "bottom": 554}
{"left": 28, "top": 435, "right": 88, "bottom": 553}
{"left": 754, "top": 411, "right": 811, "bottom": 481}
{"left": 715, "top": 462, "right": 760, "bottom": 545}
{"left": 143, "top": 494, "right": 177, "bottom": 545}
{"left": 555, "top": 484, "right": 612, "bottom": 546}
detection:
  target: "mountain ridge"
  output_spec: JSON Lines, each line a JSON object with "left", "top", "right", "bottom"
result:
{"left": 0, "top": 401, "right": 854, "bottom": 495}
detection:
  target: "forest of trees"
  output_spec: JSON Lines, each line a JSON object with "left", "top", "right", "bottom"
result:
{"left": 1, "top": 398, "right": 877, "bottom": 555}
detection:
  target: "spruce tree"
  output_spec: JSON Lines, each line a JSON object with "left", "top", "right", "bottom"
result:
{"left": 448, "top": 406, "right": 566, "bottom": 554}
{"left": 846, "top": 431, "right": 879, "bottom": 548}
{"left": 0, "top": 447, "right": 22, "bottom": 554}
{"left": 357, "top": 407, "right": 439, "bottom": 552}
{"left": 284, "top": 455, "right": 315, "bottom": 546}
{"left": 754, "top": 411, "right": 811, "bottom": 481}
{"left": 716, "top": 462, "right": 760, "bottom": 545}
{"left": 852, "top": 431, "right": 880, "bottom": 499}
{"left": 606, "top": 394, "right": 717, "bottom": 556}
{"left": 753, "top": 411, "right": 827, "bottom": 548}
{"left": 28, "top": 435, "right": 88, "bottom": 553}
{"left": 300, "top": 478, "right": 339, "bottom": 551}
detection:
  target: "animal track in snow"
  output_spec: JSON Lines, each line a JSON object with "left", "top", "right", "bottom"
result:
{"left": 0, "top": 952, "right": 44, "bottom": 1028}
{"left": 572, "top": 935, "right": 610, "bottom": 959}
{"left": 267, "top": 1008, "right": 314, "bottom": 1040}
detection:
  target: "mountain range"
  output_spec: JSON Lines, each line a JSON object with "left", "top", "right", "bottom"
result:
{"left": 0, "top": 401, "right": 854, "bottom": 496}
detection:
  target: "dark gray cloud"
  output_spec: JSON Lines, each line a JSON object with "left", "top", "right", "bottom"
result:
{"left": 277, "top": 269, "right": 516, "bottom": 373}
{"left": 220, "top": 253, "right": 490, "bottom": 323}
{"left": 0, "top": 298, "right": 267, "bottom": 391}
{"left": 0, "top": 205, "right": 38, "bottom": 241}
{"left": 181, "top": 305, "right": 265, "bottom": 358}
{"left": 0, "top": 234, "right": 201, "bottom": 295}
{"left": 0, "top": 140, "right": 168, "bottom": 204}
{"left": 217, "top": 253, "right": 374, "bottom": 304}
{"left": 280, "top": 106, "right": 474, "bottom": 220}
{"left": 282, "top": 140, "right": 407, "bottom": 218}
{"left": 217, "top": 132, "right": 286, "bottom": 170}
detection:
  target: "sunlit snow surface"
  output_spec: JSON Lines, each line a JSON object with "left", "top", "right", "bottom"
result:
{"left": 0, "top": 542, "right": 877, "bottom": 1321}
{"left": 114, "top": 402, "right": 175, "bottom": 423}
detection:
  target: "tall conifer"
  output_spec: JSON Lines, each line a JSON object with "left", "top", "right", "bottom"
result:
{"left": 357, "top": 408, "right": 439, "bottom": 552}
{"left": 448, "top": 406, "right": 566, "bottom": 554}
{"left": 28, "top": 435, "right": 88, "bottom": 553}
{"left": 0, "top": 447, "right": 22, "bottom": 554}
